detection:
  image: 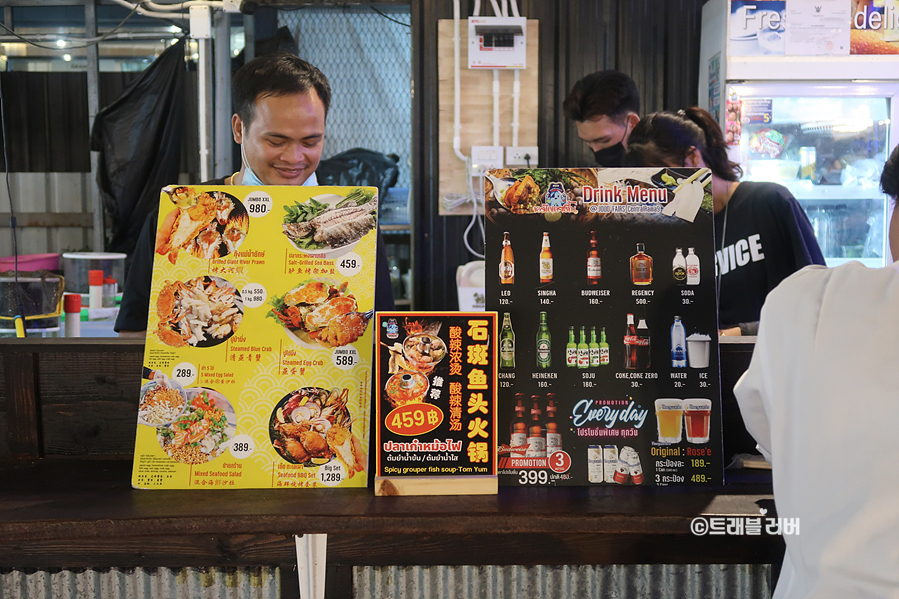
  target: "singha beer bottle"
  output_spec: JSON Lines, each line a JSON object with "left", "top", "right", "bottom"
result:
{"left": 586, "top": 230, "right": 601, "bottom": 285}
{"left": 536, "top": 311, "right": 552, "bottom": 369}
{"left": 630, "top": 243, "right": 653, "bottom": 285}
{"left": 624, "top": 313, "right": 638, "bottom": 369}
{"left": 526, "top": 396, "right": 546, "bottom": 457}
{"left": 545, "top": 393, "right": 562, "bottom": 455}
{"left": 671, "top": 315, "right": 687, "bottom": 368}
{"left": 636, "top": 318, "right": 651, "bottom": 369}
{"left": 539, "top": 232, "right": 553, "bottom": 283}
{"left": 577, "top": 326, "right": 590, "bottom": 369}
{"left": 589, "top": 326, "right": 601, "bottom": 367}
{"left": 510, "top": 393, "right": 527, "bottom": 457}
{"left": 500, "top": 312, "right": 515, "bottom": 368}
{"left": 500, "top": 231, "right": 514, "bottom": 284}
{"left": 686, "top": 247, "right": 700, "bottom": 285}
{"left": 672, "top": 247, "right": 687, "bottom": 285}
{"left": 566, "top": 326, "right": 577, "bottom": 367}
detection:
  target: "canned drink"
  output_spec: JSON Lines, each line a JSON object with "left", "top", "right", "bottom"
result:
{"left": 800, "top": 147, "right": 816, "bottom": 180}
{"left": 588, "top": 445, "right": 604, "bottom": 483}
{"left": 622, "top": 445, "right": 644, "bottom": 485}
{"left": 602, "top": 445, "right": 618, "bottom": 483}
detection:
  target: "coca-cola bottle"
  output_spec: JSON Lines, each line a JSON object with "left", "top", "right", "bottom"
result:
{"left": 636, "top": 318, "right": 651, "bottom": 368}
{"left": 624, "top": 313, "right": 637, "bottom": 369}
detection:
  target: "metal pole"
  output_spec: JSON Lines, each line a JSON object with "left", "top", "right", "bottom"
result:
{"left": 244, "top": 14, "right": 255, "bottom": 62}
{"left": 85, "top": 0, "right": 104, "bottom": 252}
{"left": 197, "top": 37, "right": 211, "bottom": 182}
{"left": 213, "top": 10, "right": 231, "bottom": 179}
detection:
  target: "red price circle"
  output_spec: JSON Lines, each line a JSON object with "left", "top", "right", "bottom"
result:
{"left": 548, "top": 450, "right": 571, "bottom": 473}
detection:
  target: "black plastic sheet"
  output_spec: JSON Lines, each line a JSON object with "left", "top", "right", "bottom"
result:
{"left": 90, "top": 40, "right": 186, "bottom": 256}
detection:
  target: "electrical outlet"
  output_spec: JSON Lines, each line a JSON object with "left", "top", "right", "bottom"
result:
{"left": 471, "top": 146, "right": 504, "bottom": 176}
{"left": 506, "top": 146, "right": 539, "bottom": 166}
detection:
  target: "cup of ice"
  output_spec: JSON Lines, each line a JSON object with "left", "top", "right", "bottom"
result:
{"left": 686, "top": 333, "right": 711, "bottom": 369}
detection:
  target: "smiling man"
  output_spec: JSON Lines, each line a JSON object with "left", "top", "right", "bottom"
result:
{"left": 562, "top": 70, "right": 641, "bottom": 167}
{"left": 116, "top": 53, "right": 392, "bottom": 335}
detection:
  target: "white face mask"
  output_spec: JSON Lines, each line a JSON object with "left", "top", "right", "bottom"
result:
{"left": 239, "top": 122, "right": 265, "bottom": 187}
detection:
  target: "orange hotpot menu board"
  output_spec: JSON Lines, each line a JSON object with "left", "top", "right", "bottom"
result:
{"left": 132, "top": 185, "right": 378, "bottom": 489}
{"left": 485, "top": 168, "right": 723, "bottom": 487}
{"left": 375, "top": 312, "right": 498, "bottom": 495}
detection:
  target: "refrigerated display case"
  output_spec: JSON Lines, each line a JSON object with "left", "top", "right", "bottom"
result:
{"left": 726, "top": 83, "right": 898, "bottom": 267}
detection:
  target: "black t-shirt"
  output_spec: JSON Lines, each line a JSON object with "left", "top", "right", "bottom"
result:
{"left": 714, "top": 181, "right": 825, "bottom": 330}
{"left": 114, "top": 180, "right": 395, "bottom": 332}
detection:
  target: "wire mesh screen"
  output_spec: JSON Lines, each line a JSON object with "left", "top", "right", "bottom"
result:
{"left": 279, "top": 6, "right": 412, "bottom": 188}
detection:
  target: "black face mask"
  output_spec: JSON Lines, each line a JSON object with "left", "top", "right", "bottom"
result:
{"left": 593, "top": 143, "right": 626, "bottom": 167}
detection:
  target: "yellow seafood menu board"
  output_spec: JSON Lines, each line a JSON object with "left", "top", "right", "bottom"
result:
{"left": 131, "top": 185, "right": 378, "bottom": 489}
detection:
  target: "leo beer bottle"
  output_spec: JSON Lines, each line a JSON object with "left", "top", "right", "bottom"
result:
{"left": 624, "top": 313, "right": 638, "bottom": 369}
{"left": 500, "top": 231, "right": 514, "bottom": 284}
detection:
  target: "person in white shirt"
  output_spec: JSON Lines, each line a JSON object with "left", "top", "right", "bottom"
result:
{"left": 734, "top": 144, "right": 899, "bottom": 599}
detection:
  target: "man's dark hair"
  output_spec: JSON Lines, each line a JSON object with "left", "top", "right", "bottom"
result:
{"left": 232, "top": 52, "right": 331, "bottom": 126}
{"left": 882, "top": 144, "right": 899, "bottom": 200}
{"left": 562, "top": 70, "right": 640, "bottom": 124}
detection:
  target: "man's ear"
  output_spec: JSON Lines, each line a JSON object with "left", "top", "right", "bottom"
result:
{"left": 232, "top": 114, "right": 243, "bottom": 144}
{"left": 626, "top": 112, "right": 640, "bottom": 129}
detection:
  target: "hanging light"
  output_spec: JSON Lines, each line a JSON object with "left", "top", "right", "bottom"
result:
{"left": 63, "top": 54, "right": 72, "bottom": 62}
{"left": 56, "top": 39, "right": 67, "bottom": 48}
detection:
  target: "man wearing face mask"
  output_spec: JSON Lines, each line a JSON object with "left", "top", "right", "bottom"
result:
{"left": 116, "top": 52, "right": 393, "bottom": 335}
{"left": 562, "top": 70, "right": 641, "bottom": 167}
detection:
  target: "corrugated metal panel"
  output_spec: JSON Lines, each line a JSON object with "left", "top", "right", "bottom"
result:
{"left": 354, "top": 564, "right": 772, "bottom": 599}
{"left": 0, "top": 567, "right": 279, "bottom": 599}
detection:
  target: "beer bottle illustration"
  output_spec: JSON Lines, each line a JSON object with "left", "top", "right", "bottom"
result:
{"left": 500, "top": 231, "right": 514, "bottom": 284}
{"left": 577, "top": 326, "right": 590, "bottom": 369}
{"left": 586, "top": 230, "right": 601, "bottom": 285}
{"left": 686, "top": 247, "right": 700, "bottom": 285}
{"left": 539, "top": 232, "right": 553, "bottom": 283}
{"left": 526, "top": 395, "right": 546, "bottom": 458}
{"left": 589, "top": 326, "right": 601, "bottom": 367}
{"left": 599, "top": 327, "right": 610, "bottom": 366}
{"left": 510, "top": 393, "right": 527, "bottom": 457}
{"left": 630, "top": 243, "right": 653, "bottom": 285}
{"left": 566, "top": 326, "right": 577, "bottom": 368}
{"left": 671, "top": 315, "right": 687, "bottom": 368}
{"left": 672, "top": 247, "right": 687, "bottom": 285}
{"left": 624, "top": 313, "right": 638, "bottom": 369}
{"left": 500, "top": 312, "right": 515, "bottom": 368}
{"left": 536, "top": 311, "right": 552, "bottom": 369}
{"left": 545, "top": 393, "right": 562, "bottom": 455}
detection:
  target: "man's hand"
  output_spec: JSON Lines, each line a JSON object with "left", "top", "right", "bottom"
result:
{"left": 155, "top": 209, "right": 178, "bottom": 254}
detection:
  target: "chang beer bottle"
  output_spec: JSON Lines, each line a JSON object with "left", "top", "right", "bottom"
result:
{"left": 589, "top": 326, "right": 601, "bottom": 367}
{"left": 566, "top": 326, "right": 577, "bottom": 367}
{"left": 577, "top": 326, "right": 590, "bottom": 369}
{"left": 536, "top": 311, "right": 552, "bottom": 369}
{"left": 500, "top": 312, "right": 515, "bottom": 368}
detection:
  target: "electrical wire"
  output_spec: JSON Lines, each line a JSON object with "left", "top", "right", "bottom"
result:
{"left": 442, "top": 159, "right": 486, "bottom": 259}
{"left": 0, "top": 3, "right": 140, "bottom": 50}
{"left": 369, "top": 5, "right": 411, "bottom": 28}
{"left": 0, "top": 70, "right": 27, "bottom": 336}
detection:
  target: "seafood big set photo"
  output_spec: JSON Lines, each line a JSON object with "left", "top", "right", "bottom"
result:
{"left": 133, "top": 185, "right": 378, "bottom": 490}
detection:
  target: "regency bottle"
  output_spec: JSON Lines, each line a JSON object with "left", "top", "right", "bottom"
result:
{"left": 630, "top": 243, "right": 653, "bottom": 285}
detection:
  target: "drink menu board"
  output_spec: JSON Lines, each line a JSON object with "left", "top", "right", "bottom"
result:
{"left": 485, "top": 167, "right": 723, "bottom": 487}
{"left": 132, "top": 185, "right": 378, "bottom": 489}
{"left": 374, "top": 312, "right": 498, "bottom": 496}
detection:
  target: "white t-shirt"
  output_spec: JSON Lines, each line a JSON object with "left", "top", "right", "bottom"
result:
{"left": 735, "top": 262, "right": 899, "bottom": 599}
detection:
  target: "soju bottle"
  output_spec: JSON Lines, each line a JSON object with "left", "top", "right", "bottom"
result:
{"left": 589, "top": 326, "right": 601, "bottom": 367}
{"left": 599, "top": 327, "right": 610, "bottom": 366}
{"left": 577, "top": 326, "right": 589, "bottom": 369}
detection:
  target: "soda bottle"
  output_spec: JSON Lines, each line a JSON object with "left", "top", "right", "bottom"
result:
{"left": 545, "top": 393, "right": 562, "bottom": 455}
{"left": 577, "top": 326, "right": 590, "bottom": 369}
{"left": 500, "top": 231, "right": 515, "bottom": 284}
{"left": 539, "top": 232, "right": 553, "bottom": 283}
{"left": 671, "top": 315, "right": 687, "bottom": 368}
{"left": 566, "top": 326, "right": 577, "bottom": 367}
{"left": 672, "top": 247, "right": 687, "bottom": 285}
{"left": 589, "top": 326, "right": 601, "bottom": 367}
{"left": 686, "top": 247, "right": 700, "bottom": 285}
{"left": 526, "top": 396, "right": 546, "bottom": 458}
{"left": 624, "top": 313, "right": 637, "bottom": 369}
{"left": 510, "top": 393, "right": 527, "bottom": 457}
{"left": 536, "top": 311, "right": 552, "bottom": 369}
{"left": 586, "top": 231, "right": 601, "bottom": 285}
{"left": 599, "top": 327, "right": 610, "bottom": 366}
{"left": 636, "top": 318, "right": 651, "bottom": 369}
{"left": 500, "top": 312, "right": 515, "bottom": 368}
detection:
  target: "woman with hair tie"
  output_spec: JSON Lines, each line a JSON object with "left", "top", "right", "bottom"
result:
{"left": 624, "top": 107, "right": 825, "bottom": 336}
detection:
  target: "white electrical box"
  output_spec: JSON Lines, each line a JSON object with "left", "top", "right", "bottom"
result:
{"left": 470, "top": 146, "right": 504, "bottom": 176}
{"left": 505, "top": 146, "right": 539, "bottom": 166}
{"left": 468, "top": 17, "right": 527, "bottom": 69}
{"left": 189, "top": 6, "right": 212, "bottom": 39}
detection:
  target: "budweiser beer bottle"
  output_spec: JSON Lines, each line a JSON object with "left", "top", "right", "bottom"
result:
{"left": 526, "top": 396, "right": 546, "bottom": 457}
{"left": 510, "top": 393, "right": 527, "bottom": 457}
{"left": 624, "top": 313, "right": 637, "bottom": 369}
{"left": 545, "top": 393, "right": 562, "bottom": 455}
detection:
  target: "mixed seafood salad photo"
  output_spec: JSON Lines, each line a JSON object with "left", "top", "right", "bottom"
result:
{"left": 269, "top": 386, "right": 366, "bottom": 477}
{"left": 155, "top": 275, "right": 244, "bottom": 348}
{"left": 281, "top": 188, "right": 377, "bottom": 255}
{"left": 156, "top": 187, "right": 249, "bottom": 263}
{"left": 267, "top": 279, "right": 371, "bottom": 348}
{"left": 157, "top": 388, "right": 236, "bottom": 465}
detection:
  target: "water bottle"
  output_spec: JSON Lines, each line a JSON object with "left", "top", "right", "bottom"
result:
{"left": 671, "top": 316, "right": 687, "bottom": 368}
